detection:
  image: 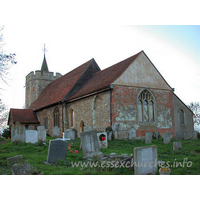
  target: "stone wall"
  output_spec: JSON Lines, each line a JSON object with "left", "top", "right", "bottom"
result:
{"left": 111, "top": 84, "right": 175, "bottom": 138}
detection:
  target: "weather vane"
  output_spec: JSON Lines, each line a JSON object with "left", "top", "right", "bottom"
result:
{"left": 42, "top": 44, "right": 48, "bottom": 55}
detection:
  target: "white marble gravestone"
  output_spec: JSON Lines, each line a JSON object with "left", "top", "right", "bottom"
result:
{"left": 64, "top": 129, "right": 76, "bottom": 140}
{"left": 25, "top": 130, "right": 38, "bottom": 144}
{"left": 134, "top": 145, "right": 158, "bottom": 175}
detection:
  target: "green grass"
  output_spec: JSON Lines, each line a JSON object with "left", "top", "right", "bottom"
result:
{"left": 0, "top": 137, "right": 200, "bottom": 175}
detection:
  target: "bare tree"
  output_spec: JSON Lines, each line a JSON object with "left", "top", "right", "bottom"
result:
{"left": 188, "top": 102, "right": 200, "bottom": 127}
{"left": 0, "top": 26, "right": 17, "bottom": 129}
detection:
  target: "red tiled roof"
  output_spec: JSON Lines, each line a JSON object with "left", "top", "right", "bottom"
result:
{"left": 8, "top": 109, "right": 39, "bottom": 124}
{"left": 67, "top": 51, "right": 141, "bottom": 101}
{"left": 29, "top": 59, "right": 94, "bottom": 110}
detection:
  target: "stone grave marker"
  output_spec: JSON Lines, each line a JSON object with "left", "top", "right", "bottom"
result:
{"left": 97, "top": 132, "right": 108, "bottom": 148}
{"left": 64, "top": 129, "right": 76, "bottom": 141}
{"left": 7, "top": 155, "right": 24, "bottom": 167}
{"left": 192, "top": 131, "right": 198, "bottom": 140}
{"left": 134, "top": 145, "right": 158, "bottom": 175}
{"left": 163, "top": 132, "right": 171, "bottom": 144}
{"left": 47, "top": 140, "right": 68, "bottom": 163}
{"left": 25, "top": 130, "right": 38, "bottom": 144}
{"left": 173, "top": 142, "right": 182, "bottom": 150}
{"left": 145, "top": 132, "right": 152, "bottom": 144}
{"left": 176, "top": 131, "right": 183, "bottom": 140}
{"left": 80, "top": 131, "right": 101, "bottom": 158}
{"left": 183, "top": 131, "right": 190, "bottom": 140}
{"left": 84, "top": 125, "right": 92, "bottom": 132}
{"left": 37, "top": 126, "right": 46, "bottom": 141}
{"left": 53, "top": 126, "right": 60, "bottom": 137}
{"left": 11, "top": 122, "right": 26, "bottom": 143}
{"left": 129, "top": 127, "right": 136, "bottom": 140}
{"left": 12, "top": 163, "right": 32, "bottom": 175}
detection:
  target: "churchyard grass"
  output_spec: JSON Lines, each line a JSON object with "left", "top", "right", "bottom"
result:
{"left": 0, "top": 137, "right": 200, "bottom": 175}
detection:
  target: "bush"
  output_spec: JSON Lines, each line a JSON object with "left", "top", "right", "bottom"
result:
{"left": 2, "top": 127, "right": 11, "bottom": 138}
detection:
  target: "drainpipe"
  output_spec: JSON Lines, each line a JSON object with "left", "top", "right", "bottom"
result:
{"left": 92, "top": 95, "right": 98, "bottom": 129}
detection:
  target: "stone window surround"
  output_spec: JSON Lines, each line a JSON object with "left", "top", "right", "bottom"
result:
{"left": 137, "top": 89, "right": 157, "bottom": 125}
{"left": 179, "top": 108, "right": 185, "bottom": 125}
{"left": 69, "top": 108, "right": 75, "bottom": 128}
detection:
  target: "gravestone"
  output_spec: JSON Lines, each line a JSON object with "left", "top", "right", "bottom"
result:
{"left": 112, "top": 122, "right": 120, "bottom": 139}
{"left": 47, "top": 140, "right": 68, "bottom": 163}
{"left": 64, "top": 129, "right": 76, "bottom": 140}
{"left": 176, "top": 131, "right": 183, "bottom": 140}
{"left": 7, "top": 155, "right": 24, "bottom": 166}
{"left": 37, "top": 126, "right": 47, "bottom": 141}
{"left": 80, "top": 131, "right": 101, "bottom": 158}
{"left": 192, "top": 131, "right": 198, "bottom": 140}
{"left": 28, "top": 126, "right": 35, "bottom": 130}
{"left": 163, "top": 132, "right": 171, "bottom": 144}
{"left": 11, "top": 122, "right": 26, "bottom": 143}
{"left": 84, "top": 125, "right": 92, "bottom": 132}
{"left": 25, "top": 130, "right": 38, "bottom": 144}
{"left": 110, "top": 153, "right": 116, "bottom": 158}
{"left": 53, "top": 126, "right": 60, "bottom": 137}
{"left": 183, "top": 131, "right": 190, "bottom": 140}
{"left": 107, "top": 131, "right": 113, "bottom": 141}
{"left": 173, "top": 142, "right": 182, "bottom": 150}
{"left": 134, "top": 145, "right": 158, "bottom": 175}
{"left": 129, "top": 127, "right": 136, "bottom": 140}
{"left": 97, "top": 132, "right": 108, "bottom": 148}
{"left": 12, "top": 163, "right": 32, "bottom": 175}
{"left": 145, "top": 132, "right": 152, "bottom": 144}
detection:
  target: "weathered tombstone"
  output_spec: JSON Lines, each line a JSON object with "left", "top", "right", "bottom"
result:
{"left": 176, "top": 131, "right": 183, "bottom": 140}
{"left": 107, "top": 131, "right": 113, "bottom": 141}
{"left": 71, "top": 128, "right": 78, "bottom": 138}
{"left": 84, "top": 125, "right": 92, "bottom": 132}
{"left": 173, "top": 142, "right": 182, "bottom": 150}
{"left": 28, "top": 126, "right": 35, "bottom": 130}
{"left": 97, "top": 132, "right": 108, "bottom": 148}
{"left": 163, "top": 132, "right": 171, "bottom": 144}
{"left": 129, "top": 127, "right": 136, "bottom": 140}
{"left": 183, "top": 131, "right": 190, "bottom": 140}
{"left": 53, "top": 126, "right": 60, "bottom": 137}
{"left": 47, "top": 140, "right": 68, "bottom": 163}
{"left": 11, "top": 122, "right": 26, "bottom": 143}
{"left": 64, "top": 129, "right": 76, "bottom": 141}
{"left": 7, "top": 155, "right": 24, "bottom": 167}
{"left": 134, "top": 145, "right": 158, "bottom": 175}
{"left": 11, "top": 163, "right": 32, "bottom": 175}
{"left": 37, "top": 126, "right": 47, "bottom": 141}
{"left": 112, "top": 122, "right": 120, "bottom": 139}
{"left": 25, "top": 130, "right": 38, "bottom": 144}
{"left": 110, "top": 153, "right": 116, "bottom": 158}
{"left": 145, "top": 132, "right": 152, "bottom": 144}
{"left": 192, "top": 131, "right": 198, "bottom": 140}
{"left": 80, "top": 131, "right": 101, "bottom": 158}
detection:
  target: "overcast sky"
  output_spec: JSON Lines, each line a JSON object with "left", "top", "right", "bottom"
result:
{"left": 1, "top": 25, "right": 199, "bottom": 109}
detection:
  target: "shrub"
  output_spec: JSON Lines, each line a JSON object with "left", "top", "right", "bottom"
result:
{"left": 2, "top": 127, "right": 11, "bottom": 138}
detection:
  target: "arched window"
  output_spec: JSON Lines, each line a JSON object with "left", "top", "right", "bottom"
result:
{"left": 138, "top": 90, "right": 155, "bottom": 122}
{"left": 180, "top": 109, "right": 185, "bottom": 124}
{"left": 54, "top": 107, "right": 60, "bottom": 127}
{"left": 69, "top": 108, "right": 75, "bottom": 127}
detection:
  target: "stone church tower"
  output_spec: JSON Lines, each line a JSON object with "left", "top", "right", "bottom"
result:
{"left": 25, "top": 49, "right": 62, "bottom": 108}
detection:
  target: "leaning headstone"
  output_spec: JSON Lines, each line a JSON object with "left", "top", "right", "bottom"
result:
{"left": 47, "top": 140, "right": 68, "bottom": 163}
{"left": 97, "top": 132, "right": 108, "bottom": 148}
{"left": 7, "top": 155, "right": 24, "bottom": 167}
{"left": 64, "top": 129, "right": 76, "bottom": 141}
{"left": 37, "top": 126, "right": 47, "bottom": 141}
{"left": 80, "top": 131, "right": 101, "bottom": 158}
{"left": 129, "top": 127, "right": 136, "bottom": 140}
{"left": 183, "top": 131, "right": 190, "bottom": 140}
{"left": 145, "top": 132, "right": 152, "bottom": 144}
{"left": 173, "top": 142, "right": 182, "bottom": 150}
{"left": 53, "top": 126, "right": 60, "bottom": 137}
{"left": 134, "top": 145, "right": 158, "bottom": 175}
{"left": 192, "top": 131, "right": 198, "bottom": 140}
{"left": 163, "top": 132, "right": 171, "bottom": 144}
{"left": 25, "top": 130, "right": 38, "bottom": 144}
{"left": 28, "top": 126, "right": 35, "bottom": 130}
{"left": 11, "top": 163, "right": 32, "bottom": 175}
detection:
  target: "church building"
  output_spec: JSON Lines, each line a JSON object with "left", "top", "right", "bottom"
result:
{"left": 8, "top": 50, "right": 194, "bottom": 139}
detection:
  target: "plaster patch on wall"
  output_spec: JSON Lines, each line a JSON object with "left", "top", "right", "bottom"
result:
{"left": 115, "top": 105, "right": 136, "bottom": 122}
{"left": 157, "top": 108, "right": 172, "bottom": 128}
